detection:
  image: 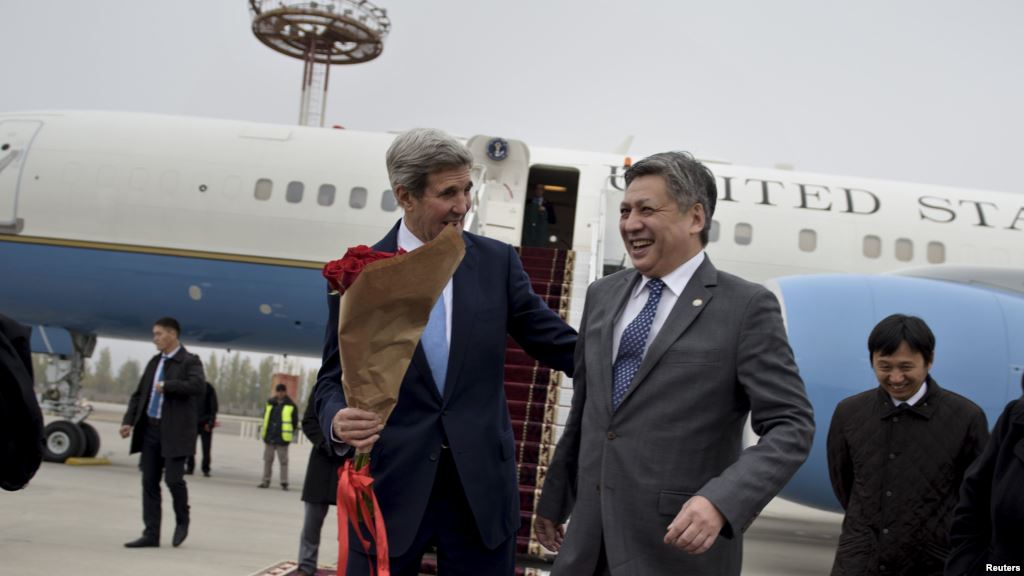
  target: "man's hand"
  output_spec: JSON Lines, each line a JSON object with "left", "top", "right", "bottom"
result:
{"left": 156, "top": 381, "right": 164, "bottom": 392}
{"left": 534, "top": 515, "right": 565, "bottom": 552}
{"left": 119, "top": 425, "right": 132, "bottom": 438}
{"left": 664, "top": 495, "right": 726, "bottom": 555}
{"left": 331, "top": 407, "right": 383, "bottom": 450}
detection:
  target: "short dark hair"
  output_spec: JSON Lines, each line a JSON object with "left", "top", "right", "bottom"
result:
{"left": 867, "top": 314, "right": 935, "bottom": 364}
{"left": 624, "top": 151, "right": 718, "bottom": 246}
{"left": 154, "top": 316, "right": 181, "bottom": 336}
{"left": 275, "top": 383, "right": 287, "bottom": 392}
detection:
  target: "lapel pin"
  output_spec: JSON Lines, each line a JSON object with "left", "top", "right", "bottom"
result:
{"left": 692, "top": 298, "right": 703, "bottom": 307}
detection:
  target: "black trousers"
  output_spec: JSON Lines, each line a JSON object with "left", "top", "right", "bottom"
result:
{"left": 141, "top": 423, "right": 189, "bottom": 539}
{"left": 345, "top": 448, "right": 516, "bottom": 576}
{"left": 186, "top": 426, "right": 212, "bottom": 473}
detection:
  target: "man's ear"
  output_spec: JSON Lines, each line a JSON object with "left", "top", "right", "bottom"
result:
{"left": 394, "top": 185, "right": 411, "bottom": 210}
{"left": 690, "top": 202, "right": 706, "bottom": 235}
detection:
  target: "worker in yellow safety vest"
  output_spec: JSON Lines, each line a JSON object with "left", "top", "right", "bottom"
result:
{"left": 259, "top": 383, "right": 297, "bottom": 490}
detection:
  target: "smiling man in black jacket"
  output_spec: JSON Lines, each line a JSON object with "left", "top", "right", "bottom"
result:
{"left": 827, "top": 314, "right": 989, "bottom": 576}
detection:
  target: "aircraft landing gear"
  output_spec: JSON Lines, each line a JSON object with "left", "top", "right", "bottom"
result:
{"left": 39, "top": 332, "right": 99, "bottom": 463}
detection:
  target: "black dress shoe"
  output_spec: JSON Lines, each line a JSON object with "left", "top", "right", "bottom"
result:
{"left": 202, "top": 470, "right": 210, "bottom": 477}
{"left": 124, "top": 536, "right": 159, "bottom": 548}
{"left": 172, "top": 523, "right": 189, "bottom": 547}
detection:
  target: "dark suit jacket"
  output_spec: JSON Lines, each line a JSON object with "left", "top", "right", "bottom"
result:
{"left": 315, "top": 222, "right": 576, "bottom": 556}
{"left": 302, "top": 380, "right": 345, "bottom": 505}
{"left": 0, "top": 314, "right": 42, "bottom": 491}
{"left": 946, "top": 398, "right": 1024, "bottom": 575}
{"left": 122, "top": 347, "right": 205, "bottom": 458}
{"left": 198, "top": 382, "right": 218, "bottom": 426}
{"left": 538, "top": 257, "right": 815, "bottom": 576}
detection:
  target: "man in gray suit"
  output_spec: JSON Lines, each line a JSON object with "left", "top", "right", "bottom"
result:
{"left": 535, "top": 151, "right": 815, "bottom": 576}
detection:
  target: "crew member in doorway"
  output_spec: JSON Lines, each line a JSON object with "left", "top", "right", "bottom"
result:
{"left": 523, "top": 183, "right": 557, "bottom": 247}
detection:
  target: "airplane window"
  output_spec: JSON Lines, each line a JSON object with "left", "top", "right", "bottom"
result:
{"left": 286, "top": 181, "right": 304, "bottom": 204}
{"left": 130, "top": 168, "right": 148, "bottom": 191}
{"left": 709, "top": 220, "right": 720, "bottom": 243}
{"left": 318, "top": 184, "right": 336, "bottom": 206}
{"left": 349, "top": 187, "right": 367, "bottom": 209}
{"left": 895, "top": 238, "right": 914, "bottom": 262}
{"left": 381, "top": 189, "right": 398, "bottom": 212}
{"left": 863, "top": 235, "right": 881, "bottom": 258}
{"left": 97, "top": 165, "right": 117, "bottom": 189}
{"left": 927, "top": 241, "right": 945, "bottom": 264}
{"left": 254, "top": 178, "right": 272, "bottom": 201}
{"left": 799, "top": 229, "right": 817, "bottom": 252}
{"left": 735, "top": 223, "right": 752, "bottom": 246}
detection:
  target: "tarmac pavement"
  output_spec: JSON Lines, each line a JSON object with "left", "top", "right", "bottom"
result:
{"left": 1, "top": 411, "right": 841, "bottom": 575}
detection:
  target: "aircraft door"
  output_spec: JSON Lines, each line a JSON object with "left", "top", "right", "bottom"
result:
{"left": 0, "top": 120, "right": 43, "bottom": 233}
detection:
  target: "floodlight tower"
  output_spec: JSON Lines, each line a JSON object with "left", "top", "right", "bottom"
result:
{"left": 249, "top": 0, "right": 391, "bottom": 127}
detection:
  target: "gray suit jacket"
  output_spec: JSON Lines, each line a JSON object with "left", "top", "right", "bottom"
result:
{"left": 538, "top": 257, "right": 815, "bottom": 576}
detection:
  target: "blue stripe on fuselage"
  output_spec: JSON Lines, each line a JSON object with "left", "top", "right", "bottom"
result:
{"left": 0, "top": 241, "right": 328, "bottom": 356}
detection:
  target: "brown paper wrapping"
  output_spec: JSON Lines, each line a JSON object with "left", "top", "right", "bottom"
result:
{"left": 337, "top": 224, "right": 465, "bottom": 424}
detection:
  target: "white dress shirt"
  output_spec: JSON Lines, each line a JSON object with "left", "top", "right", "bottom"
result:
{"left": 890, "top": 381, "right": 928, "bottom": 407}
{"left": 399, "top": 219, "right": 453, "bottom": 345}
{"left": 612, "top": 251, "right": 706, "bottom": 359}
{"left": 150, "top": 345, "right": 180, "bottom": 418}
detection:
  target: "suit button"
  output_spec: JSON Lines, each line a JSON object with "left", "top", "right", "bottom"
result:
{"left": 607, "top": 432, "right": 616, "bottom": 440}
{"left": 882, "top": 528, "right": 889, "bottom": 535}
{"left": 429, "top": 453, "right": 438, "bottom": 462}
{"left": 885, "top": 490, "right": 892, "bottom": 497}
{"left": 893, "top": 417, "right": 899, "bottom": 422}
{"left": 888, "top": 453, "right": 896, "bottom": 460}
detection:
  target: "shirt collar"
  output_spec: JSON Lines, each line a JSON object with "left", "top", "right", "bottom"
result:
{"left": 633, "top": 250, "right": 706, "bottom": 299}
{"left": 162, "top": 346, "right": 181, "bottom": 360}
{"left": 398, "top": 218, "right": 424, "bottom": 253}
{"left": 890, "top": 380, "right": 928, "bottom": 407}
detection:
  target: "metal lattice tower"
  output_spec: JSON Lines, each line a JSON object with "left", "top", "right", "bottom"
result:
{"left": 249, "top": 0, "right": 391, "bottom": 127}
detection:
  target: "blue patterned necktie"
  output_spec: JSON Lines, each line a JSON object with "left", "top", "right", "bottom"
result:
{"left": 612, "top": 279, "right": 665, "bottom": 410}
{"left": 421, "top": 294, "right": 448, "bottom": 395}
{"left": 146, "top": 355, "right": 169, "bottom": 418}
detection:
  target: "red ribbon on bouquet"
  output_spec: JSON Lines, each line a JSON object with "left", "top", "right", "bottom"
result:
{"left": 337, "top": 460, "right": 390, "bottom": 576}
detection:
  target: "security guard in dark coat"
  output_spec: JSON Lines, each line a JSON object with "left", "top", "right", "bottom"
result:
{"left": 120, "top": 317, "right": 205, "bottom": 549}
{"left": 296, "top": 380, "right": 345, "bottom": 576}
{"left": 0, "top": 313, "right": 43, "bottom": 492}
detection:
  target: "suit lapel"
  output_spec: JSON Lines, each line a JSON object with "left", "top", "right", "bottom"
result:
{"left": 442, "top": 233, "right": 477, "bottom": 405}
{"left": 599, "top": 271, "right": 642, "bottom": 414}
{"left": 617, "top": 258, "right": 718, "bottom": 409}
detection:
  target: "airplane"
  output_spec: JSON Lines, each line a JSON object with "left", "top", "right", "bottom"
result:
{"left": 1, "top": 110, "right": 1022, "bottom": 517}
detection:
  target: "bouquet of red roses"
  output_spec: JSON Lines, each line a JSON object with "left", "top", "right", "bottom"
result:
{"left": 322, "top": 225, "right": 465, "bottom": 576}
{"left": 322, "top": 245, "right": 404, "bottom": 296}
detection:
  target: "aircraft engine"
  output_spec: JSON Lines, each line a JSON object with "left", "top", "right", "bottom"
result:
{"left": 765, "top": 274, "right": 1024, "bottom": 512}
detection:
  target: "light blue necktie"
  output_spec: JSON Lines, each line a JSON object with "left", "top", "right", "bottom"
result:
{"left": 612, "top": 279, "right": 665, "bottom": 410}
{"left": 421, "top": 294, "right": 448, "bottom": 395}
{"left": 146, "top": 355, "right": 168, "bottom": 418}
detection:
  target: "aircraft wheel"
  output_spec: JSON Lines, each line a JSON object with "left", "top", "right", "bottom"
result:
{"left": 42, "top": 421, "right": 86, "bottom": 463}
{"left": 78, "top": 422, "right": 101, "bottom": 458}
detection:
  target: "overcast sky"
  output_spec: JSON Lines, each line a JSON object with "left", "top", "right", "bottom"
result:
{"left": 3, "top": 0, "right": 1021, "bottom": 368}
